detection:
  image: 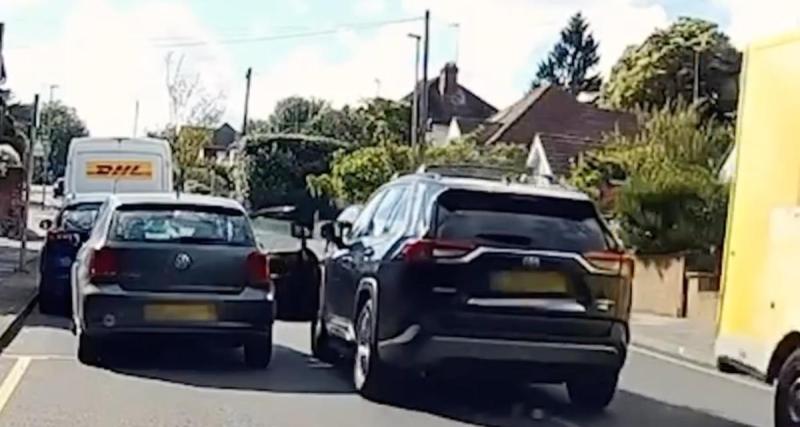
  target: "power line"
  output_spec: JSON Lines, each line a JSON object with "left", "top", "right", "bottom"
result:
{"left": 152, "top": 17, "right": 423, "bottom": 48}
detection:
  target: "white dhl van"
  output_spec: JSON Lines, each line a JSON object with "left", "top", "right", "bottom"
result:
{"left": 64, "top": 137, "right": 173, "bottom": 197}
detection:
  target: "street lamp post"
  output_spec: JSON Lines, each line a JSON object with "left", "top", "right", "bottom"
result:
{"left": 43, "top": 84, "right": 57, "bottom": 206}
{"left": 408, "top": 33, "right": 421, "bottom": 148}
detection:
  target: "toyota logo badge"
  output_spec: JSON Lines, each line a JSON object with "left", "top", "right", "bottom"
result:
{"left": 522, "top": 256, "right": 540, "bottom": 268}
{"left": 174, "top": 253, "right": 192, "bottom": 270}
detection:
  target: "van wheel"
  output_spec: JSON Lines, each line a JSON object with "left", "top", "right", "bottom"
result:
{"left": 244, "top": 333, "right": 273, "bottom": 369}
{"left": 775, "top": 348, "right": 800, "bottom": 426}
{"left": 567, "top": 370, "right": 618, "bottom": 412}
{"left": 311, "top": 315, "right": 338, "bottom": 363}
{"left": 353, "top": 299, "right": 394, "bottom": 400}
{"left": 77, "top": 334, "right": 101, "bottom": 366}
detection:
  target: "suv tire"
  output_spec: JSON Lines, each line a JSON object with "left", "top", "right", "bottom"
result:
{"left": 39, "top": 284, "right": 60, "bottom": 316}
{"left": 353, "top": 299, "right": 393, "bottom": 400}
{"left": 567, "top": 370, "right": 618, "bottom": 411}
{"left": 775, "top": 348, "right": 800, "bottom": 426}
{"left": 244, "top": 332, "right": 273, "bottom": 369}
{"left": 311, "top": 315, "right": 338, "bottom": 363}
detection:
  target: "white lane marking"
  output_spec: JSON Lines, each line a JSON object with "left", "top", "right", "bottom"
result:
{"left": 631, "top": 345, "right": 773, "bottom": 392}
{"left": 1, "top": 354, "right": 73, "bottom": 361}
{"left": 0, "top": 357, "right": 31, "bottom": 416}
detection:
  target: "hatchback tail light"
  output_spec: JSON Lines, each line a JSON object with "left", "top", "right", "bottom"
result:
{"left": 247, "top": 251, "right": 270, "bottom": 285}
{"left": 584, "top": 251, "right": 634, "bottom": 278}
{"left": 89, "top": 247, "right": 119, "bottom": 284}
{"left": 400, "top": 239, "right": 475, "bottom": 262}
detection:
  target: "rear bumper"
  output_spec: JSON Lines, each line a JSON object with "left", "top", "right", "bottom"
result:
{"left": 378, "top": 319, "right": 628, "bottom": 374}
{"left": 79, "top": 285, "right": 274, "bottom": 339}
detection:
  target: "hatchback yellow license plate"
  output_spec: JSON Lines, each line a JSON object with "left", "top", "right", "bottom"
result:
{"left": 490, "top": 271, "right": 568, "bottom": 294}
{"left": 144, "top": 304, "right": 217, "bottom": 321}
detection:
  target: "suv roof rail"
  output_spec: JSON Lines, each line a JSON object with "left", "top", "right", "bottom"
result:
{"left": 416, "top": 164, "right": 562, "bottom": 186}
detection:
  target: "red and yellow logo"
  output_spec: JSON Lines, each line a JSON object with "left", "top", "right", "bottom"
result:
{"left": 86, "top": 161, "right": 153, "bottom": 180}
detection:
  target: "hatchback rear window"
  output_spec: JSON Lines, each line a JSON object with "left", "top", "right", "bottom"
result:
{"left": 109, "top": 204, "right": 254, "bottom": 246}
{"left": 434, "top": 190, "right": 610, "bottom": 253}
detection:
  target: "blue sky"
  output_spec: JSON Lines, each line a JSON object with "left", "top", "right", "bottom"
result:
{"left": 1, "top": 0, "right": 798, "bottom": 135}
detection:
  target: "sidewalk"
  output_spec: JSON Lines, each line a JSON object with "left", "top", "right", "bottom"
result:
{"left": 630, "top": 312, "right": 717, "bottom": 368}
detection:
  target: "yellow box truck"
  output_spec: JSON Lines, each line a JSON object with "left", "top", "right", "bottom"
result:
{"left": 714, "top": 30, "right": 800, "bottom": 425}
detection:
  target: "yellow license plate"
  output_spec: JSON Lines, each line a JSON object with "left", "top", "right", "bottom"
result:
{"left": 144, "top": 304, "right": 217, "bottom": 321}
{"left": 490, "top": 271, "right": 568, "bottom": 294}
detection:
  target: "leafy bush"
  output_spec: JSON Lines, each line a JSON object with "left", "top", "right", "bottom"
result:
{"left": 244, "top": 133, "right": 345, "bottom": 218}
{"left": 569, "top": 103, "right": 733, "bottom": 254}
{"left": 308, "top": 138, "right": 529, "bottom": 203}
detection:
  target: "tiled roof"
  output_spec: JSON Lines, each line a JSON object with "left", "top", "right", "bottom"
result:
{"left": 478, "top": 84, "right": 637, "bottom": 145}
{"left": 537, "top": 133, "right": 604, "bottom": 177}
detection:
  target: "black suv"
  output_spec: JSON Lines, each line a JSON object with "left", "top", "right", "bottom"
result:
{"left": 315, "top": 166, "right": 632, "bottom": 410}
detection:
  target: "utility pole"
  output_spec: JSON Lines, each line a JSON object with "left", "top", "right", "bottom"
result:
{"left": 42, "top": 84, "right": 57, "bottom": 206}
{"left": 408, "top": 33, "right": 421, "bottom": 147}
{"left": 374, "top": 78, "right": 381, "bottom": 98}
{"left": 693, "top": 49, "right": 700, "bottom": 103}
{"left": 19, "top": 94, "right": 38, "bottom": 272}
{"left": 450, "top": 23, "right": 461, "bottom": 64}
{"left": 241, "top": 67, "right": 252, "bottom": 136}
{"left": 132, "top": 99, "right": 140, "bottom": 137}
{"left": 420, "top": 10, "right": 430, "bottom": 147}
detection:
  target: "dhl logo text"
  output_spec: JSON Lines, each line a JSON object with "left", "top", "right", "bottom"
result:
{"left": 86, "top": 161, "right": 153, "bottom": 179}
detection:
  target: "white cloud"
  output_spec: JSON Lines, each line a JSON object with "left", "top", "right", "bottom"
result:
{"left": 716, "top": 0, "right": 800, "bottom": 47}
{"left": 5, "top": 0, "right": 235, "bottom": 136}
{"left": 354, "top": 0, "right": 387, "bottom": 17}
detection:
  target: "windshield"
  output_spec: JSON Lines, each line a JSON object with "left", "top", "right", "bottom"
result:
{"left": 110, "top": 205, "right": 254, "bottom": 246}
{"left": 435, "top": 190, "right": 610, "bottom": 253}
{"left": 59, "top": 203, "right": 101, "bottom": 232}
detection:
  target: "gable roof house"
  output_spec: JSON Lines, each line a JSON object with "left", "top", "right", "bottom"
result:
{"left": 477, "top": 84, "right": 637, "bottom": 177}
{"left": 405, "top": 62, "right": 497, "bottom": 146}
{"left": 179, "top": 123, "right": 239, "bottom": 165}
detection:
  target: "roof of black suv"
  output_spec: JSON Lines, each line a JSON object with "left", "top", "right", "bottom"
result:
{"left": 394, "top": 165, "right": 592, "bottom": 202}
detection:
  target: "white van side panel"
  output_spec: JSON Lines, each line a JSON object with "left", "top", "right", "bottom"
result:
{"left": 65, "top": 138, "right": 173, "bottom": 195}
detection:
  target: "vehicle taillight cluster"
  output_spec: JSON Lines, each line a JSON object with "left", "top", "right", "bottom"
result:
{"left": 401, "top": 239, "right": 475, "bottom": 262}
{"left": 89, "top": 247, "right": 119, "bottom": 284}
{"left": 246, "top": 251, "right": 270, "bottom": 285}
{"left": 584, "top": 251, "right": 634, "bottom": 278}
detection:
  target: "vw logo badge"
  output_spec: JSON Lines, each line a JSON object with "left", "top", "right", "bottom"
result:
{"left": 522, "top": 256, "right": 540, "bottom": 268}
{"left": 174, "top": 253, "right": 192, "bottom": 270}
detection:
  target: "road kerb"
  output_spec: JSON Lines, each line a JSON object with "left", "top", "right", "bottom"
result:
{"left": 630, "top": 339, "right": 717, "bottom": 370}
{"left": 0, "top": 291, "right": 37, "bottom": 352}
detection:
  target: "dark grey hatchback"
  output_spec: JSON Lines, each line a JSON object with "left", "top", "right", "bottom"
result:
{"left": 72, "top": 193, "right": 274, "bottom": 368}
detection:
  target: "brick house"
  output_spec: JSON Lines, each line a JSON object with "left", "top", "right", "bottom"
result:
{"left": 405, "top": 62, "right": 498, "bottom": 146}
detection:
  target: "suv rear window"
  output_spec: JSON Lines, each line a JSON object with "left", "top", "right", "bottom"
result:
{"left": 109, "top": 204, "right": 254, "bottom": 246}
{"left": 59, "top": 202, "right": 102, "bottom": 232}
{"left": 434, "top": 190, "right": 610, "bottom": 253}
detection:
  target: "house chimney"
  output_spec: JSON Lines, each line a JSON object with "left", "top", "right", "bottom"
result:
{"left": 439, "top": 62, "right": 458, "bottom": 96}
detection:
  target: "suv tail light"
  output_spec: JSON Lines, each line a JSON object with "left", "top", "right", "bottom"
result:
{"left": 247, "top": 251, "right": 270, "bottom": 286}
{"left": 584, "top": 251, "right": 634, "bottom": 278}
{"left": 401, "top": 239, "right": 475, "bottom": 262}
{"left": 89, "top": 247, "right": 119, "bottom": 284}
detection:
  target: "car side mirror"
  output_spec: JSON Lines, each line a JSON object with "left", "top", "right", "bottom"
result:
{"left": 290, "top": 222, "right": 312, "bottom": 239}
{"left": 320, "top": 221, "right": 345, "bottom": 248}
{"left": 39, "top": 219, "right": 53, "bottom": 230}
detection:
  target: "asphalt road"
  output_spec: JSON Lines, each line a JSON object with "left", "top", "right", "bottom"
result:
{"left": 0, "top": 308, "right": 773, "bottom": 427}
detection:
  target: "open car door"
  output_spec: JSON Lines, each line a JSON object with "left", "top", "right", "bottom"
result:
{"left": 249, "top": 206, "right": 322, "bottom": 321}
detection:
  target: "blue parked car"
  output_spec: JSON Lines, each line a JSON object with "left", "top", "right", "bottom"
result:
{"left": 39, "top": 194, "right": 106, "bottom": 315}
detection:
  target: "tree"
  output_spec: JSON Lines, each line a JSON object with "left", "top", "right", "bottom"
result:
{"left": 267, "top": 97, "right": 328, "bottom": 134}
{"left": 532, "top": 12, "right": 601, "bottom": 94}
{"left": 40, "top": 101, "right": 89, "bottom": 179}
{"left": 601, "top": 17, "right": 741, "bottom": 119}
{"left": 163, "top": 52, "right": 225, "bottom": 189}
{"left": 569, "top": 103, "right": 733, "bottom": 253}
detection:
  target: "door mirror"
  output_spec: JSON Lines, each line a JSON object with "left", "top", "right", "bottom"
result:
{"left": 39, "top": 219, "right": 53, "bottom": 230}
{"left": 320, "top": 221, "right": 345, "bottom": 248}
{"left": 290, "top": 222, "right": 312, "bottom": 239}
